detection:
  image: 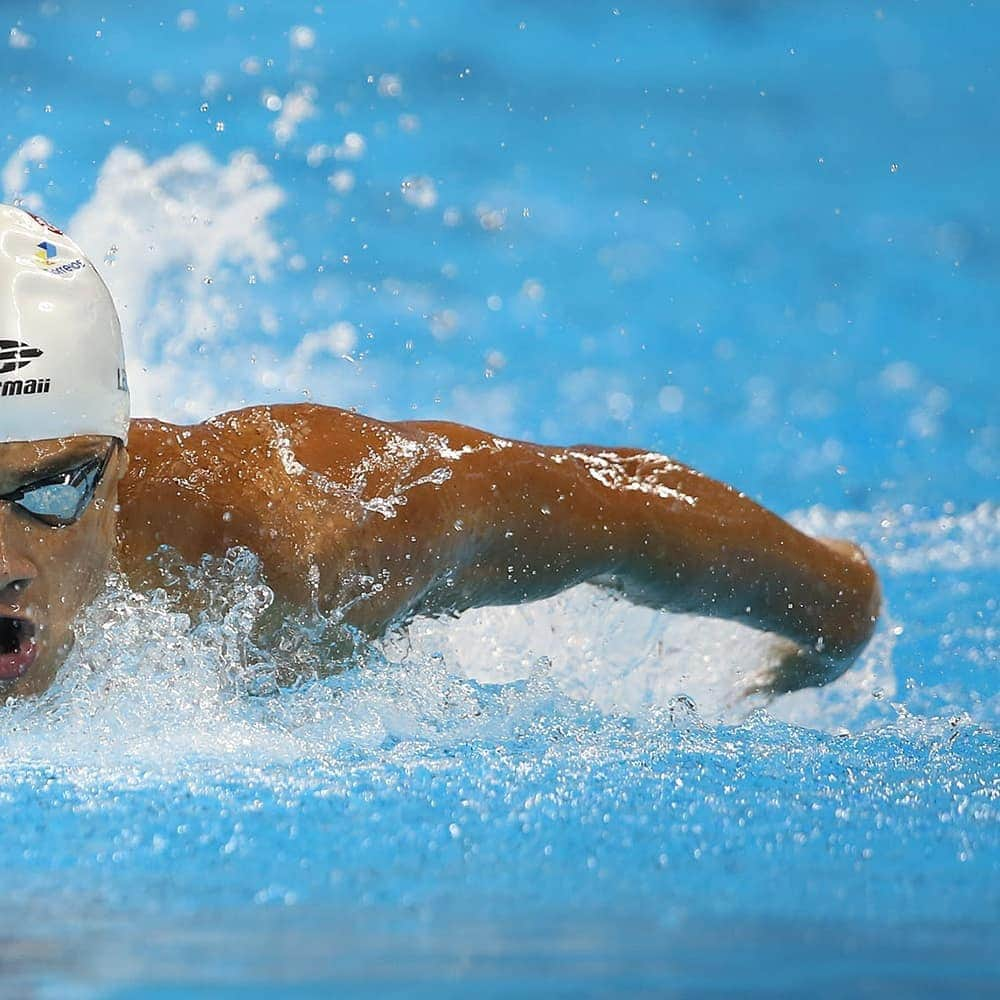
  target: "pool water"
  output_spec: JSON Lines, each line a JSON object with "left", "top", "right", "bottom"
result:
{"left": 2, "top": 2, "right": 998, "bottom": 995}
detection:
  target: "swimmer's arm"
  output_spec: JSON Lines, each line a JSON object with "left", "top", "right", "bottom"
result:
{"left": 118, "top": 406, "right": 879, "bottom": 694}
{"left": 386, "top": 422, "right": 881, "bottom": 692}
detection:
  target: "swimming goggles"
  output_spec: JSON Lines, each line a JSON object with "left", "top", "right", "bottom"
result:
{"left": 1, "top": 445, "right": 115, "bottom": 527}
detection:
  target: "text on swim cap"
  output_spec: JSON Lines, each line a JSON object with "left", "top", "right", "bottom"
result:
{"left": 0, "top": 378, "right": 50, "bottom": 397}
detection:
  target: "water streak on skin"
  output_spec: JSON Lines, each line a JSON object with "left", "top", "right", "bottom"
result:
{"left": 267, "top": 418, "right": 457, "bottom": 520}
{"left": 549, "top": 450, "right": 699, "bottom": 508}
{"left": 429, "top": 435, "right": 513, "bottom": 462}
{"left": 271, "top": 423, "right": 308, "bottom": 478}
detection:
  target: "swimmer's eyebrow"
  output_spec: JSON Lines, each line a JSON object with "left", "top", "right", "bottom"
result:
{"left": 2, "top": 444, "right": 108, "bottom": 492}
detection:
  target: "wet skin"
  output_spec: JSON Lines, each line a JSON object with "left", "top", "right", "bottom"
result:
{"left": 1, "top": 403, "right": 882, "bottom": 698}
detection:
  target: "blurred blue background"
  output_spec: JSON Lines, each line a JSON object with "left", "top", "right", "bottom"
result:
{"left": 2, "top": 2, "right": 997, "bottom": 994}
{"left": 6, "top": 0, "right": 997, "bottom": 512}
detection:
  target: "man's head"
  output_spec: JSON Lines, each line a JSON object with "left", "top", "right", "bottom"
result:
{"left": 0, "top": 205, "right": 130, "bottom": 695}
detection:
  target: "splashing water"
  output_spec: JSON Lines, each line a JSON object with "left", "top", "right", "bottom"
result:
{"left": 0, "top": 504, "right": 993, "bottom": 957}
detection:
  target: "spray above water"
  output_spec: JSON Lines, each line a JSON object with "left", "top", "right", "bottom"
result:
{"left": 0, "top": 500, "right": 991, "bottom": 781}
{"left": 0, "top": 547, "right": 640, "bottom": 773}
{"left": 0, "top": 578, "right": 868, "bottom": 779}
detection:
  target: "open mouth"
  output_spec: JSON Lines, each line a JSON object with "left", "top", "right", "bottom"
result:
{"left": 0, "top": 617, "right": 37, "bottom": 680}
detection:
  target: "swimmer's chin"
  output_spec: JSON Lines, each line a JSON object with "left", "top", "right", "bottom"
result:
{"left": 0, "top": 633, "right": 75, "bottom": 700}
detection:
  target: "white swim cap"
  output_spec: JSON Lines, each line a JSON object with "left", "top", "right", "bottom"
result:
{"left": 0, "top": 204, "right": 129, "bottom": 444}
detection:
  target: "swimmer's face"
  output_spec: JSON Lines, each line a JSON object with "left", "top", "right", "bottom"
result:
{"left": 0, "top": 436, "right": 127, "bottom": 696}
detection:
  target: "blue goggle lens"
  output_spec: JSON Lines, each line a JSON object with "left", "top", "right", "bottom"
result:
{"left": 6, "top": 450, "right": 112, "bottom": 527}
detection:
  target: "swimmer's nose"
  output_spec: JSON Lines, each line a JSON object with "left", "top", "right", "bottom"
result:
{"left": 0, "top": 526, "right": 36, "bottom": 603}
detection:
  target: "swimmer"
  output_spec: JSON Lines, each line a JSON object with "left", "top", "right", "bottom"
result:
{"left": 0, "top": 205, "right": 881, "bottom": 697}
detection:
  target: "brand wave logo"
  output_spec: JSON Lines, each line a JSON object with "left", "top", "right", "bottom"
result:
{"left": 0, "top": 340, "right": 43, "bottom": 376}
{"left": 35, "top": 241, "right": 58, "bottom": 266}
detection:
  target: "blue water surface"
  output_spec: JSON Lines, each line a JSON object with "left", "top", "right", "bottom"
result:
{"left": 1, "top": 2, "right": 998, "bottom": 995}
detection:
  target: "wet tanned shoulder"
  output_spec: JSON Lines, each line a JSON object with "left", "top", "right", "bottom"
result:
{"left": 115, "top": 405, "right": 399, "bottom": 606}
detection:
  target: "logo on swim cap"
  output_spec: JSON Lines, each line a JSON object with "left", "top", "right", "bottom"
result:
{"left": 35, "top": 241, "right": 57, "bottom": 266}
{"left": 32, "top": 240, "right": 84, "bottom": 276}
{"left": 0, "top": 340, "right": 43, "bottom": 375}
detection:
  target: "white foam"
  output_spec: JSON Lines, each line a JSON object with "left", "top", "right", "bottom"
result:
{"left": 2, "top": 134, "right": 53, "bottom": 211}
{"left": 35, "top": 140, "right": 536, "bottom": 435}
{"left": 59, "top": 142, "right": 404, "bottom": 425}
{"left": 68, "top": 144, "right": 285, "bottom": 417}
{"left": 790, "top": 501, "right": 999, "bottom": 573}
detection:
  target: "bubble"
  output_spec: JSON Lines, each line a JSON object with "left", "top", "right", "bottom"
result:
{"left": 377, "top": 74, "right": 403, "bottom": 98}
{"left": 476, "top": 204, "right": 505, "bottom": 231}
{"left": 400, "top": 175, "right": 438, "bottom": 210}
{"left": 328, "top": 170, "right": 355, "bottom": 195}
{"left": 657, "top": 385, "right": 684, "bottom": 414}
{"left": 289, "top": 25, "right": 316, "bottom": 50}
{"left": 334, "top": 132, "right": 366, "bottom": 161}
{"left": 880, "top": 360, "right": 919, "bottom": 391}
{"left": 520, "top": 279, "right": 545, "bottom": 302}
{"left": 429, "top": 309, "right": 459, "bottom": 340}
{"left": 606, "top": 391, "right": 634, "bottom": 422}
{"left": 306, "top": 144, "right": 331, "bottom": 167}
{"left": 8, "top": 27, "right": 35, "bottom": 48}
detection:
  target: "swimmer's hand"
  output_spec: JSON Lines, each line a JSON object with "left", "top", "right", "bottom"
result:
{"left": 745, "top": 538, "right": 882, "bottom": 697}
